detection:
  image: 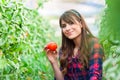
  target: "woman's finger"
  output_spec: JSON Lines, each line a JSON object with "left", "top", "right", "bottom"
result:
{"left": 53, "top": 50, "right": 57, "bottom": 54}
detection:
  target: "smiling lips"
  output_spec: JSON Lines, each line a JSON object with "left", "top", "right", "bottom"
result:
{"left": 66, "top": 31, "right": 73, "bottom": 36}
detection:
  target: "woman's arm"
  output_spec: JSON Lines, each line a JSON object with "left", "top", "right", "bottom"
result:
{"left": 44, "top": 48, "right": 64, "bottom": 80}
{"left": 89, "top": 38, "right": 104, "bottom": 80}
{"left": 52, "top": 62, "right": 64, "bottom": 80}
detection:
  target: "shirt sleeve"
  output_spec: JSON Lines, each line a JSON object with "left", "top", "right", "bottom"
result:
{"left": 89, "top": 39, "right": 104, "bottom": 80}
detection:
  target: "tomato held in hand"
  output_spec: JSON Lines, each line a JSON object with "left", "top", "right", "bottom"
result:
{"left": 46, "top": 42, "right": 57, "bottom": 51}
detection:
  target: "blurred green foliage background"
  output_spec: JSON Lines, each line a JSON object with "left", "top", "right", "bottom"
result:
{"left": 99, "top": 0, "right": 120, "bottom": 79}
{"left": 0, "top": 0, "right": 60, "bottom": 80}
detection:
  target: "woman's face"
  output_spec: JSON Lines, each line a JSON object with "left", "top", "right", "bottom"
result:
{"left": 61, "top": 19, "right": 82, "bottom": 40}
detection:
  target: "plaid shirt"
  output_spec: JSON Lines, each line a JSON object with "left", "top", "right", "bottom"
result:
{"left": 55, "top": 40, "right": 103, "bottom": 80}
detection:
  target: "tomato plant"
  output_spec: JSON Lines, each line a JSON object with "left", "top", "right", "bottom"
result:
{"left": 0, "top": 0, "right": 56, "bottom": 80}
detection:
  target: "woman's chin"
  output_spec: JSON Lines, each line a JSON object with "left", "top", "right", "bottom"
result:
{"left": 67, "top": 36, "right": 75, "bottom": 40}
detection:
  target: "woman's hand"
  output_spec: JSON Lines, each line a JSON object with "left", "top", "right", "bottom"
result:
{"left": 44, "top": 46, "right": 58, "bottom": 64}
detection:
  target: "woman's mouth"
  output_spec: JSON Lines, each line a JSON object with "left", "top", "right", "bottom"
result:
{"left": 66, "top": 31, "right": 73, "bottom": 36}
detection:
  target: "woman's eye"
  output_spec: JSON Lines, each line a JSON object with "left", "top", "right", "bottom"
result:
{"left": 61, "top": 24, "right": 66, "bottom": 28}
{"left": 69, "top": 21, "right": 74, "bottom": 25}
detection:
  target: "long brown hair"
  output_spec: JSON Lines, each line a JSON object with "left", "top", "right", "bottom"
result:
{"left": 59, "top": 9, "right": 94, "bottom": 75}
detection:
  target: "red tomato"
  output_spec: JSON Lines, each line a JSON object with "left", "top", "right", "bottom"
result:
{"left": 46, "top": 42, "right": 57, "bottom": 51}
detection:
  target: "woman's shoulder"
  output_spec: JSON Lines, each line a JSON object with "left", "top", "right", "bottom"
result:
{"left": 88, "top": 37, "right": 104, "bottom": 53}
{"left": 89, "top": 37, "right": 104, "bottom": 57}
{"left": 88, "top": 37, "right": 100, "bottom": 47}
{"left": 89, "top": 37, "right": 99, "bottom": 43}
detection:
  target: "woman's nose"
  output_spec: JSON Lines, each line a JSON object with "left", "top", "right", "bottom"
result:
{"left": 65, "top": 24, "right": 71, "bottom": 30}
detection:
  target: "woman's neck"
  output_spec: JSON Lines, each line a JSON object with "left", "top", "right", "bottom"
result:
{"left": 73, "top": 34, "right": 81, "bottom": 49}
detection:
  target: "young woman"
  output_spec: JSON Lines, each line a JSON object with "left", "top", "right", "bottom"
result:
{"left": 44, "top": 9, "right": 104, "bottom": 80}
